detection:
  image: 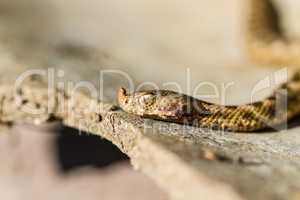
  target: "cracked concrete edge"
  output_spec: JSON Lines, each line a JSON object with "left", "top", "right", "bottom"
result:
{"left": 100, "top": 112, "right": 244, "bottom": 200}
{"left": 91, "top": 111, "right": 300, "bottom": 200}
{"left": 244, "top": 0, "right": 300, "bottom": 67}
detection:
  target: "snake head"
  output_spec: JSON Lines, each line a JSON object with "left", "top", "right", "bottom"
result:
{"left": 118, "top": 87, "right": 128, "bottom": 104}
{"left": 118, "top": 88, "right": 205, "bottom": 120}
{"left": 118, "top": 87, "right": 157, "bottom": 116}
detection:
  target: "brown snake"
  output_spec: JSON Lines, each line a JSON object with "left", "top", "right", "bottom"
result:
{"left": 118, "top": 72, "right": 300, "bottom": 132}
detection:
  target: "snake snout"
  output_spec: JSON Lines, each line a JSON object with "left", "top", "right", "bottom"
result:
{"left": 118, "top": 88, "right": 128, "bottom": 105}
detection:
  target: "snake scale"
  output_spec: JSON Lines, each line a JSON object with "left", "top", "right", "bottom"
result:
{"left": 118, "top": 72, "right": 300, "bottom": 132}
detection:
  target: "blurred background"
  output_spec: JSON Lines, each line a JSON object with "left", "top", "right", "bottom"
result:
{"left": 0, "top": 0, "right": 282, "bottom": 104}
{"left": 0, "top": 0, "right": 298, "bottom": 199}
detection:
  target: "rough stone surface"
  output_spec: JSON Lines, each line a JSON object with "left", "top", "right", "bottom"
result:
{"left": 1, "top": 80, "right": 300, "bottom": 200}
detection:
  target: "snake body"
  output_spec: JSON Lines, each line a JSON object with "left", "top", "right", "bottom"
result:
{"left": 118, "top": 73, "right": 300, "bottom": 132}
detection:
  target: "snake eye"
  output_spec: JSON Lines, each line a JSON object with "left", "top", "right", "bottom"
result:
{"left": 139, "top": 94, "right": 155, "bottom": 106}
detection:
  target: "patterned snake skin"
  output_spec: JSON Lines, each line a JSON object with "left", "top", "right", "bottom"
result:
{"left": 118, "top": 72, "right": 300, "bottom": 132}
